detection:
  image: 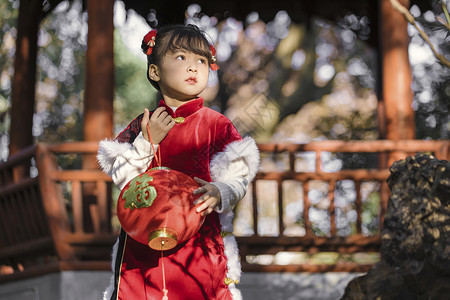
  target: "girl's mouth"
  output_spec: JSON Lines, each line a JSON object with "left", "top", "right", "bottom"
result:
{"left": 186, "top": 77, "right": 197, "bottom": 84}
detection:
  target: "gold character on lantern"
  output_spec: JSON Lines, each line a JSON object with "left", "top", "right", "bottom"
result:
{"left": 123, "top": 173, "right": 157, "bottom": 209}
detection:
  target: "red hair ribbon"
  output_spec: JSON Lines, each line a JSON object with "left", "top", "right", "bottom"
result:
{"left": 143, "top": 29, "right": 157, "bottom": 56}
{"left": 209, "top": 44, "right": 220, "bottom": 71}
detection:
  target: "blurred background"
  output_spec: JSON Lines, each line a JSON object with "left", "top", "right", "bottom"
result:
{"left": 1, "top": 0, "right": 448, "bottom": 246}
{"left": 1, "top": 0, "right": 448, "bottom": 155}
{"left": 0, "top": 0, "right": 449, "bottom": 298}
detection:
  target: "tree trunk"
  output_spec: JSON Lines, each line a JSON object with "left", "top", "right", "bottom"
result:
{"left": 379, "top": 0, "right": 415, "bottom": 165}
{"left": 82, "top": 0, "right": 114, "bottom": 232}
{"left": 9, "top": 0, "right": 42, "bottom": 180}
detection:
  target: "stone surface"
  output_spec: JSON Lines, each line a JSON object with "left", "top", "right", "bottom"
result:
{"left": 0, "top": 271, "right": 360, "bottom": 300}
{"left": 240, "top": 272, "right": 361, "bottom": 300}
{"left": 341, "top": 153, "right": 450, "bottom": 300}
{"left": 0, "top": 271, "right": 110, "bottom": 300}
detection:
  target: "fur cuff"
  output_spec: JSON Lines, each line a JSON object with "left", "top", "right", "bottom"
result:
{"left": 97, "top": 139, "right": 132, "bottom": 175}
{"left": 210, "top": 136, "right": 260, "bottom": 183}
{"left": 102, "top": 237, "right": 119, "bottom": 300}
{"left": 219, "top": 212, "right": 243, "bottom": 300}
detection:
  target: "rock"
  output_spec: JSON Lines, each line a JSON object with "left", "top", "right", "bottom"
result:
{"left": 341, "top": 153, "right": 450, "bottom": 300}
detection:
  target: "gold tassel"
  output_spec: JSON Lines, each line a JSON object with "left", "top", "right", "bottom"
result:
{"left": 220, "top": 231, "right": 233, "bottom": 237}
{"left": 224, "top": 278, "right": 239, "bottom": 286}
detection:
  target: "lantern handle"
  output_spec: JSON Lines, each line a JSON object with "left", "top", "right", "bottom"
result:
{"left": 146, "top": 124, "right": 162, "bottom": 167}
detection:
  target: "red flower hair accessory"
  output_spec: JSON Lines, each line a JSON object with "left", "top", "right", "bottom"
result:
{"left": 209, "top": 44, "right": 220, "bottom": 71}
{"left": 143, "top": 29, "right": 157, "bottom": 56}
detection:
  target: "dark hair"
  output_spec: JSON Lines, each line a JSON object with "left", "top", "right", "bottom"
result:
{"left": 141, "top": 24, "right": 212, "bottom": 90}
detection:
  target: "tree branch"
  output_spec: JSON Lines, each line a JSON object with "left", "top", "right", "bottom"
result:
{"left": 441, "top": 0, "right": 450, "bottom": 28}
{"left": 390, "top": 0, "right": 450, "bottom": 68}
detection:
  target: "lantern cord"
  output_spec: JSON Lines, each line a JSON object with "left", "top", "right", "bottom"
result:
{"left": 161, "top": 242, "right": 168, "bottom": 300}
{"left": 146, "top": 124, "right": 162, "bottom": 167}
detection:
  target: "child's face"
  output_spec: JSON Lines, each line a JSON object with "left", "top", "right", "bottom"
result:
{"left": 152, "top": 50, "right": 209, "bottom": 102}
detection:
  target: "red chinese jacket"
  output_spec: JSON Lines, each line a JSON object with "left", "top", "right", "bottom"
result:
{"left": 97, "top": 98, "right": 260, "bottom": 300}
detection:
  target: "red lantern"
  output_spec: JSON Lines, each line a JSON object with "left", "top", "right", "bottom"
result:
{"left": 117, "top": 167, "right": 205, "bottom": 251}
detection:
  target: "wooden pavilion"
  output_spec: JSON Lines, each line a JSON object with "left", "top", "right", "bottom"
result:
{"left": 1, "top": 0, "right": 449, "bottom": 293}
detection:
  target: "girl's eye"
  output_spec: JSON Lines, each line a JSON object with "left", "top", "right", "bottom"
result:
{"left": 176, "top": 55, "right": 185, "bottom": 60}
{"left": 198, "top": 58, "right": 206, "bottom": 64}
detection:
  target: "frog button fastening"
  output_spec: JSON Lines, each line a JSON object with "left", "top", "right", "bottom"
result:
{"left": 172, "top": 117, "right": 185, "bottom": 124}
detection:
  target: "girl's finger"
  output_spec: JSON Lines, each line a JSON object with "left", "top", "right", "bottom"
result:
{"left": 201, "top": 207, "right": 213, "bottom": 216}
{"left": 151, "top": 107, "right": 166, "bottom": 120}
{"left": 196, "top": 204, "right": 206, "bottom": 213}
{"left": 193, "top": 185, "right": 210, "bottom": 195}
{"left": 193, "top": 193, "right": 209, "bottom": 204}
{"left": 159, "top": 110, "right": 172, "bottom": 121}
{"left": 141, "top": 108, "right": 150, "bottom": 140}
{"left": 154, "top": 106, "right": 166, "bottom": 115}
{"left": 163, "top": 115, "right": 174, "bottom": 126}
{"left": 195, "top": 198, "right": 212, "bottom": 213}
{"left": 194, "top": 177, "right": 209, "bottom": 186}
{"left": 193, "top": 187, "right": 203, "bottom": 195}
{"left": 167, "top": 120, "right": 176, "bottom": 129}
{"left": 141, "top": 108, "right": 150, "bottom": 126}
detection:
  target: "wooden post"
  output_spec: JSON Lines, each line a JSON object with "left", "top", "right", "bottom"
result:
{"left": 8, "top": 0, "right": 42, "bottom": 180}
{"left": 36, "top": 144, "right": 75, "bottom": 260}
{"left": 84, "top": 0, "right": 114, "bottom": 147}
{"left": 379, "top": 0, "right": 415, "bottom": 165}
{"left": 83, "top": 0, "right": 114, "bottom": 231}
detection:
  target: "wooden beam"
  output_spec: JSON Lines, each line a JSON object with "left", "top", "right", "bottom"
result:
{"left": 83, "top": 0, "right": 114, "bottom": 165}
{"left": 83, "top": 0, "right": 114, "bottom": 143}
{"left": 36, "top": 144, "right": 75, "bottom": 260}
{"left": 0, "top": 237, "right": 53, "bottom": 260}
{"left": 8, "top": 0, "right": 42, "bottom": 180}
{"left": 83, "top": 0, "right": 115, "bottom": 232}
{"left": 236, "top": 235, "right": 381, "bottom": 253}
{"left": 0, "top": 261, "right": 111, "bottom": 284}
{"left": 8, "top": 1, "right": 40, "bottom": 149}
{"left": 379, "top": 0, "right": 415, "bottom": 164}
{"left": 241, "top": 262, "right": 375, "bottom": 273}
{"left": 256, "top": 170, "right": 390, "bottom": 181}
{"left": 258, "top": 140, "right": 447, "bottom": 154}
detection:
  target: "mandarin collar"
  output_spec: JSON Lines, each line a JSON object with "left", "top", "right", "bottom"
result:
{"left": 159, "top": 98, "right": 204, "bottom": 118}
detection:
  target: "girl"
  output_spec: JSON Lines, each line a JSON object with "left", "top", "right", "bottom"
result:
{"left": 97, "top": 24, "right": 259, "bottom": 300}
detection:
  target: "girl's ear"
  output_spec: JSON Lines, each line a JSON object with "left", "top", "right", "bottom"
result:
{"left": 148, "top": 64, "right": 160, "bottom": 82}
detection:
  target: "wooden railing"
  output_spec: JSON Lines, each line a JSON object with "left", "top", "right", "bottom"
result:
{"left": 0, "top": 145, "right": 55, "bottom": 280}
{"left": 0, "top": 143, "right": 114, "bottom": 282}
{"left": 237, "top": 140, "right": 448, "bottom": 272}
{"left": 37, "top": 143, "right": 116, "bottom": 261}
{"left": 0, "top": 140, "right": 448, "bottom": 281}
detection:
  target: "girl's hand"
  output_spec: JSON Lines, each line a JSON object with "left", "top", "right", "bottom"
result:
{"left": 193, "top": 177, "right": 221, "bottom": 216}
{"left": 141, "top": 107, "right": 175, "bottom": 144}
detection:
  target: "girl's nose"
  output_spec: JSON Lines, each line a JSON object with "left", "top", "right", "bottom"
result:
{"left": 188, "top": 66, "right": 198, "bottom": 73}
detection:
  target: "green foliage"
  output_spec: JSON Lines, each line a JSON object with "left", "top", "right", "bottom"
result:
{"left": 113, "top": 30, "right": 157, "bottom": 133}
{"left": 35, "top": 0, "right": 86, "bottom": 143}
{"left": 0, "top": 0, "right": 18, "bottom": 160}
{"left": 362, "top": 191, "right": 380, "bottom": 234}
{"left": 0, "top": 0, "right": 157, "bottom": 160}
{"left": 409, "top": 1, "right": 450, "bottom": 139}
